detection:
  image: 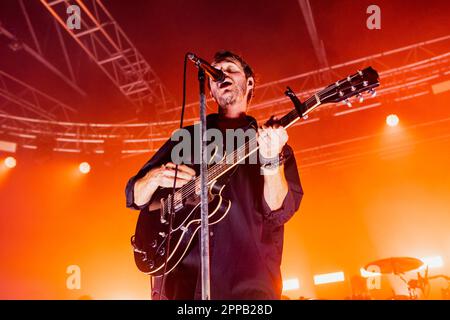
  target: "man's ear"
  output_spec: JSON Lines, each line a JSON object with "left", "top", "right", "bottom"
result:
{"left": 246, "top": 76, "right": 255, "bottom": 101}
{"left": 247, "top": 76, "right": 254, "bottom": 89}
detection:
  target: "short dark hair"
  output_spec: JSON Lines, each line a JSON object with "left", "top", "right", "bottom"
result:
{"left": 211, "top": 50, "right": 256, "bottom": 103}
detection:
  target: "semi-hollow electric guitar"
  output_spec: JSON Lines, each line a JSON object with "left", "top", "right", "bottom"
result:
{"left": 132, "top": 67, "right": 379, "bottom": 276}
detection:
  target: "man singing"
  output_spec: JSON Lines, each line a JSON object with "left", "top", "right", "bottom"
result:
{"left": 125, "top": 50, "right": 303, "bottom": 299}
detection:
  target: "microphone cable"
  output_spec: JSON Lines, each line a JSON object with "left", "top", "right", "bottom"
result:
{"left": 157, "top": 52, "right": 190, "bottom": 299}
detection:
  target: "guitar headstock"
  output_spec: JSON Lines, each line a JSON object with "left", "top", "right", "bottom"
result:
{"left": 319, "top": 67, "right": 380, "bottom": 105}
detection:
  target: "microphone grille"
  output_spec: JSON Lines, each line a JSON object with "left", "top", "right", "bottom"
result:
{"left": 187, "top": 52, "right": 196, "bottom": 61}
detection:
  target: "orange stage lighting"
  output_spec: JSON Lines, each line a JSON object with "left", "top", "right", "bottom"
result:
{"left": 4, "top": 156, "right": 17, "bottom": 168}
{"left": 314, "top": 272, "right": 345, "bottom": 285}
{"left": 79, "top": 162, "right": 91, "bottom": 174}
{"left": 386, "top": 114, "right": 400, "bottom": 127}
{"left": 420, "top": 256, "right": 444, "bottom": 270}
{"left": 282, "top": 278, "right": 300, "bottom": 291}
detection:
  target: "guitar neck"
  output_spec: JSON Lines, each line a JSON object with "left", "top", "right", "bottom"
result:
{"left": 173, "top": 90, "right": 326, "bottom": 203}
{"left": 204, "top": 92, "right": 323, "bottom": 182}
{"left": 173, "top": 66, "right": 380, "bottom": 203}
{"left": 277, "top": 93, "right": 321, "bottom": 129}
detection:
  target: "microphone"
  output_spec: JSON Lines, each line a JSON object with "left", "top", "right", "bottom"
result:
{"left": 187, "top": 52, "right": 225, "bottom": 82}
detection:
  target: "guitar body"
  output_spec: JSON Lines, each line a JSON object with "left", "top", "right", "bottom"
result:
{"left": 133, "top": 178, "right": 231, "bottom": 276}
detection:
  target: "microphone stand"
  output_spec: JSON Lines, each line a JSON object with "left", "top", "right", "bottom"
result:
{"left": 197, "top": 68, "right": 211, "bottom": 300}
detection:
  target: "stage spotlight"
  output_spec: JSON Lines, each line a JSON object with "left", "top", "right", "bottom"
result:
{"left": 282, "top": 278, "right": 300, "bottom": 291}
{"left": 386, "top": 114, "right": 399, "bottom": 127}
{"left": 420, "top": 256, "right": 444, "bottom": 269}
{"left": 4, "top": 156, "right": 17, "bottom": 168}
{"left": 79, "top": 162, "right": 91, "bottom": 174}
{"left": 314, "top": 271, "right": 345, "bottom": 285}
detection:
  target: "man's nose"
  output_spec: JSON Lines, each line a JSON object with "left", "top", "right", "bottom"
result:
{"left": 215, "top": 66, "right": 229, "bottom": 75}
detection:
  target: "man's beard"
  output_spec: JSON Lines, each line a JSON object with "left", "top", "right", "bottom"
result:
{"left": 218, "top": 90, "right": 237, "bottom": 107}
{"left": 216, "top": 84, "right": 245, "bottom": 108}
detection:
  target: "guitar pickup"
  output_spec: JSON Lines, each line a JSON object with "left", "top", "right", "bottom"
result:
{"left": 161, "top": 193, "right": 184, "bottom": 219}
{"left": 160, "top": 198, "right": 167, "bottom": 223}
{"left": 173, "top": 191, "right": 184, "bottom": 212}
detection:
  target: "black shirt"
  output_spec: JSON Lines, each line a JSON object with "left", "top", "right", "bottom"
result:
{"left": 125, "top": 113, "right": 303, "bottom": 299}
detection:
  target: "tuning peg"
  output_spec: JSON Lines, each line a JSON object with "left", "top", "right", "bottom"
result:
{"left": 357, "top": 93, "right": 364, "bottom": 103}
{"left": 344, "top": 99, "right": 352, "bottom": 107}
{"left": 369, "top": 89, "right": 377, "bottom": 97}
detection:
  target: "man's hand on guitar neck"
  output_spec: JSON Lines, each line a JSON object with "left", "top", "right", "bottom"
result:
{"left": 257, "top": 118, "right": 288, "bottom": 160}
{"left": 257, "top": 117, "right": 290, "bottom": 211}
{"left": 134, "top": 162, "right": 196, "bottom": 207}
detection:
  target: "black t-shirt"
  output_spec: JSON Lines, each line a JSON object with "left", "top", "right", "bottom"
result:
{"left": 125, "top": 113, "right": 303, "bottom": 299}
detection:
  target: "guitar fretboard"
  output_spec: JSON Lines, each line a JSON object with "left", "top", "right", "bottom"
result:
{"left": 168, "top": 67, "right": 379, "bottom": 208}
{"left": 174, "top": 92, "right": 323, "bottom": 205}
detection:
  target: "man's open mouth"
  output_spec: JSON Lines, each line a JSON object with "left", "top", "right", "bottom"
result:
{"left": 219, "top": 80, "right": 233, "bottom": 89}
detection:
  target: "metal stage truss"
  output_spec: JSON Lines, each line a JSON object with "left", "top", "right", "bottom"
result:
{"left": 39, "top": 0, "right": 178, "bottom": 117}
{"left": 0, "top": 4, "right": 449, "bottom": 162}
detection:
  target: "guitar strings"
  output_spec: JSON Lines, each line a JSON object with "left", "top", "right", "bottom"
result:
{"left": 169, "top": 106, "right": 303, "bottom": 205}
{"left": 174, "top": 107, "right": 300, "bottom": 203}
{"left": 171, "top": 81, "right": 357, "bottom": 206}
{"left": 174, "top": 87, "right": 327, "bottom": 202}
{"left": 169, "top": 81, "right": 352, "bottom": 207}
